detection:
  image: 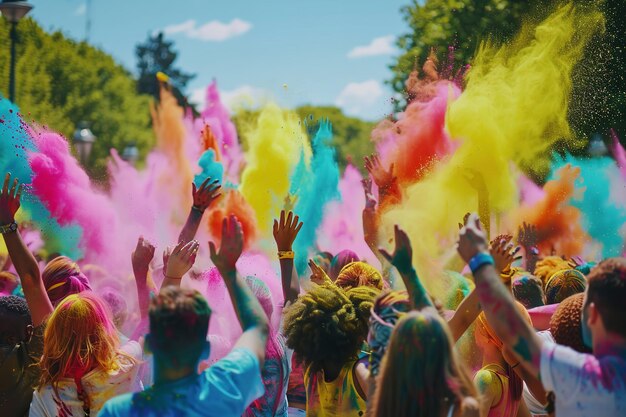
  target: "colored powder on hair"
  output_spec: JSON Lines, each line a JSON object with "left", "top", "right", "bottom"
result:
{"left": 0, "top": 99, "right": 82, "bottom": 258}
{"left": 199, "top": 81, "right": 244, "bottom": 183}
{"left": 373, "top": 80, "right": 460, "bottom": 186}
{"left": 381, "top": 4, "right": 603, "bottom": 296}
{"left": 317, "top": 165, "right": 379, "bottom": 265}
{"left": 239, "top": 103, "right": 308, "bottom": 237}
{"left": 291, "top": 120, "right": 340, "bottom": 274}
{"left": 28, "top": 129, "right": 118, "bottom": 264}
{"left": 511, "top": 165, "right": 588, "bottom": 257}
{"left": 551, "top": 154, "right": 626, "bottom": 257}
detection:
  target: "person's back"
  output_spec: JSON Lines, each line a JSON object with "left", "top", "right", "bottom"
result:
{"left": 304, "top": 358, "right": 366, "bottom": 417}
{"left": 101, "top": 216, "right": 270, "bottom": 417}
{"left": 539, "top": 258, "right": 626, "bottom": 416}
{"left": 371, "top": 311, "right": 479, "bottom": 417}
{"left": 102, "top": 347, "right": 263, "bottom": 417}
{"left": 28, "top": 292, "right": 141, "bottom": 417}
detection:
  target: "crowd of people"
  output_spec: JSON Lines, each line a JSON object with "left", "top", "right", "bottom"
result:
{"left": 1, "top": 148, "right": 625, "bottom": 417}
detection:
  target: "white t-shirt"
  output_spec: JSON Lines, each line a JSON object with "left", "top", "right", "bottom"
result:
{"left": 540, "top": 341, "right": 626, "bottom": 417}
{"left": 99, "top": 347, "right": 264, "bottom": 417}
{"left": 29, "top": 341, "right": 143, "bottom": 417}
{"left": 524, "top": 331, "right": 554, "bottom": 416}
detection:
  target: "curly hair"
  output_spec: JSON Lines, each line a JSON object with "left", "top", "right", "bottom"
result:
{"left": 283, "top": 284, "right": 379, "bottom": 371}
{"left": 550, "top": 293, "right": 590, "bottom": 353}
{"left": 545, "top": 269, "right": 586, "bottom": 304}
{"left": 0, "top": 294, "right": 31, "bottom": 321}
{"left": 512, "top": 274, "right": 546, "bottom": 309}
{"left": 534, "top": 256, "right": 571, "bottom": 287}
{"left": 335, "top": 262, "right": 384, "bottom": 291}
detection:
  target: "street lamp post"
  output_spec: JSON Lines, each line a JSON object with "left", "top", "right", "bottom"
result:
{"left": 121, "top": 143, "right": 139, "bottom": 166}
{"left": 73, "top": 121, "right": 96, "bottom": 166}
{"left": 0, "top": 0, "right": 33, "bottom": 103}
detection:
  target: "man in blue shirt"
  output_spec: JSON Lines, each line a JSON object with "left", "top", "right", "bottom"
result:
{"left": 101, "top": 215, "right": 269, "bottom": 417}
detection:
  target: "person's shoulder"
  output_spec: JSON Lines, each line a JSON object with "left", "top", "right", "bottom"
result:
{"left": 459, "top": 397, "right": 480, "bottom": 417}
{"left": 473, "top": 368, "right": 502, "bottom": 397}
{"left": 205, "top": 347, "right": 259, "bottom": 374}
{"left": 99, "top": 392, "right": 134, "bottom": 417}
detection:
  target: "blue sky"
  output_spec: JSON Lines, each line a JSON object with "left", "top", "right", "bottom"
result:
{"left": 28, "top": 0, "right": 410, "bottom": 120}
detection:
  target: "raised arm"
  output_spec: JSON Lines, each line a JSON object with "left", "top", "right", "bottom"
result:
{"left": 457, "top": 214, "right": 543, "bottom": 377}
{"left": 178, "top": 178, "right": 221, "bottom": 244}
{"left": 210, "top": 215, "right": 269, "bottom": 365}
{"left": 161, "top": 240, "right": 199, "bottom": 290}
{"left": 0, "top": 173, "right": 52, "bottom": 326}
{"left": 448, "top": 235, "right": 521, "bottom": 342}
{"left": 132, "top": 236, "right": 156, "bottom": 320}
{"left": 365, "top": 154, "right": 401, "bottom": 209}
{"left": 517, "top": 222, "right": 539, "bottom": 274}
{"left": 379, "top": 225, "right": 433, "bottom": 310}
{"left": 272, "top": 210, "right": 303, "bottom": 305}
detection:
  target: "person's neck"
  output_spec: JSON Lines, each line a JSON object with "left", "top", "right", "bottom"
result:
{"left": 593, "top": 333, "right": 626, "bottom": 358}
{"left": 152, "top": 356, "right": 197, "bottom": 385}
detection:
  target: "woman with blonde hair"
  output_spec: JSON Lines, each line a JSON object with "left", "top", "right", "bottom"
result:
{"left": 371, "top": 311, "right": 479, "bottom": 417}
{"left": 474, "top": 302, "right": 531, "bottom": 417}
{"left": 29, "top": 292, "right": 142, "bottom": 417}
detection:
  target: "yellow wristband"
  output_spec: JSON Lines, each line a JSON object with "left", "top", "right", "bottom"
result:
{"left": 278, "top": 251, "right": 295, "bottom": 260}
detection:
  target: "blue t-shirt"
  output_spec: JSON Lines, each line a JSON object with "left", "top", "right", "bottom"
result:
{"left": 100, "top": 348, "right": 264, "bottom": 417}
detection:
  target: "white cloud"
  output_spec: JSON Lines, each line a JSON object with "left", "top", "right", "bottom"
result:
{"left": 335, "top": 80, "right": 385, "bottom": 119}
{"left": 348, "top": 35, "right": 395, "bottom": 58}
{"left": 189, "top": 85, "right": 267, "bottom": 112}
{"left": 75, "top": 3, "right": 86, "bottom": 16}
{"left": 162, "top": 18, "right": 252, "bottom": 42}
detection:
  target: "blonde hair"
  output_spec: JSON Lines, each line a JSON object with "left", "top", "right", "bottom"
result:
{"left": 372, "top": 311, "right": 477, "bottom": 417}
{"left": 335, "top": 262, "right": 384, "bottom": 291}
{"left": 38, "top": 292, "right": 131, "bottom": 391}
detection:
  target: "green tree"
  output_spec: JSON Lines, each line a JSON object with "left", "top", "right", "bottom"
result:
{"left": 136, "top": 32, "right": 195, "bottom": 107}
{"left": 389, "top": 0, "right": 625, "bottom": 143}
{"left": 0, "top": 18, "right": 154, "bottom": 177}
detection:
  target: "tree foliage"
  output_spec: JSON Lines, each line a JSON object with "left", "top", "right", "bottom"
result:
{"left": 0, "top": 18, "right": 154, "bottom": 177}
{"left": 136, "top": 32, "right": 195, "bottom": 108}
{"left": 389, "top": 0, "right": 625, "bottom": 142}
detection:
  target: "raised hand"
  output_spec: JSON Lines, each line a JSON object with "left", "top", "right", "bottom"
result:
{"left": 309, "top": 259, "right": 331, "bottom": 286}
{"left": 517, "top": 222, "right": 538, "bottom": 249}
{"left": 364, "top": 154, "right": 396, "bottom": 191}
{"left": 192, "top": 178, "right": 222, "bottom": 212}
{"left": 362, "top": 177, "right": 377, "bottom": 210}
{"left": 273, "top": 210, "right": 303, "bottom": 252}
{"left": 132, "top": 236, "right": 155, "bottom": 275}
{"left": 210, "top": 215, "right": 244, "bottom": 274}
{"left": 490, "top": 234, "right": 521, "bottom": 273}
{"left": 0, "top": 173, "right": 23, "bottom": 224}
{"left": 457, "top": 213, "right": 490, "bottom": 264}
{"left": 379, "top": 225, "right": 413, "bottom": 274}
{"left": 164, "top": 240, "right": 199, "bottom": 279}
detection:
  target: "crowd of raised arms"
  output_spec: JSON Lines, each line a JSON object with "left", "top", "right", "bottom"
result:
{"left": 0, "top": 156, "right": 625, "bottom": 417}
